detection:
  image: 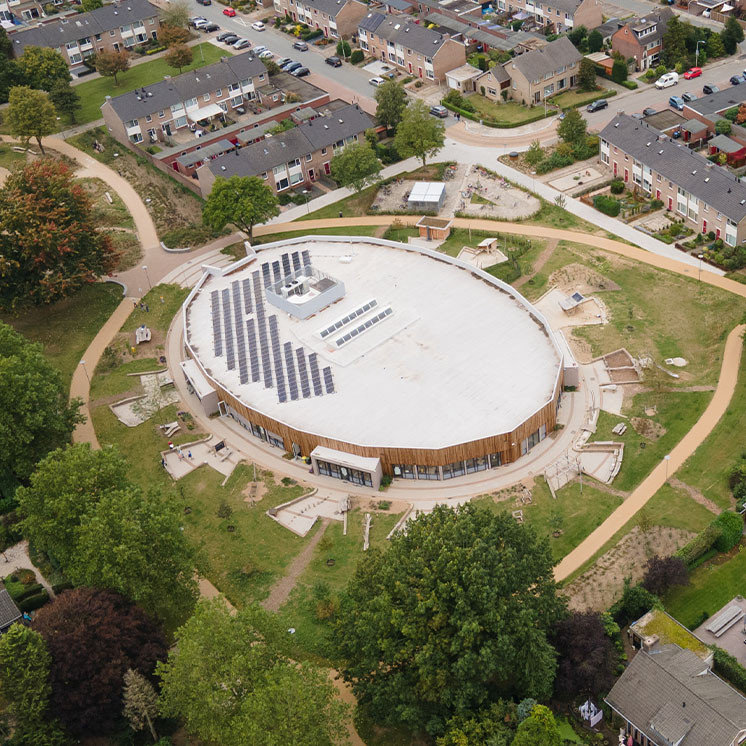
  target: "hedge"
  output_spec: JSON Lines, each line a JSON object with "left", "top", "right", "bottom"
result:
{"left": 713, "top": 647, "right": 746, "bottom": 693}
{"left": 350, "top": 49, "right": 364, "bottom": 64}
{"left": 713, "top": 511, "right": 743, "bottom": 553}
{"left": 676, "top": 522, "right": 723, "bottom": 566}
{"left": 52, "top": 581, "right": 74, "bottom": 594}
{"left": 19, "top": 591, "right": 49, "bottom": 613}
{"left": 440, "top": 99, "right": 554, "bottom": 128}
{"left": 548, "top": 88, "right": 617, "bottom": 112}
{"left": 440, "top": 100, "right": 480, "bottom": 121}
{"left": 621, "top": 80, "right": 638, "bottom": 90}
{"left": 593, "top": 194, "right": 621, "bottom": 216}
{"left": 11, "top": 583, "right": 44, "bottom": 603}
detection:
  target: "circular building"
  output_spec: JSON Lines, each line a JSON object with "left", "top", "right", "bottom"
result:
{"left": 179, "top": 236, "right": 564, "bottom": 488}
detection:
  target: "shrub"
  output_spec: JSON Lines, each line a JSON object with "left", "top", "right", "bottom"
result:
{"left": 350, "top": 49, "right": 363, "bottom": 64}
{"left": 713, "top": 511, "right": 743, "bottom": 553}
{"left": 12, "top": 583, "right": 44, "bottom": 602}
{"left": 713, "top": 647, "right": 746, "bottom": 693}
{"left": 535, "top": 151, "right": 573, "bottom": 174}
{"left": 641, "top": 555, "right": 689, "bottom": 595}
{"left": 19, "top": 590, "right": 50, "bottom": 612}
{"left": 610, "top": 178, "right": 625, "bottom": 194}
{"left": 51, "top": 582, "right": 73, "bottom": 594}
{"left": 609, "top": 579, "right": 660, "bottom": 626}
{"left": 621, "top": 80, "right": 638, "bottom": 90}
{"left": 0, "top": 497, "right": 17, "bottom": 515}
{"left": 676, "top": 522, "right": 723, "bottom": 566}
{"left": 593, "top": 194, "right": 621, "bottom": 216}
{"left": 651, "top": 199, "right": 663, "bottom": 209}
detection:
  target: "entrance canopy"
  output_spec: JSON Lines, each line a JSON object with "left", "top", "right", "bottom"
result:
{"left": 187, "top": 103, "right": 225, "bottom": 123}
{"left": 311, "top": 445, "right": 380, "bottom": 472}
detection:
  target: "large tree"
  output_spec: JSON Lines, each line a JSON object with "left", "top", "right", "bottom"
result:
{"left": 336, "top": 504, "right": 566, "bottom": 736}
{"left": 158, "top": 599, "right": 349, "bottom": 746}
{"left": 95, "top": 49, "right": 130, "bottom": 85}
{"left": 0, "top": 324, "right": 81, "bottom": 497}
{"left": 16, "top": 46, "right": 69, "bottom": 91}
{"left": 159, "top": 23, "right": 190, "bottom": 47}
{"left": 642, "top": 555, "right": 689, "bottom": 596}
{"left": 0, "top": 624, "right": 67, "bottom": 745}
{"left": 707, "top": 30, "right": 726, "bottom": 58}
{"left": 587, "top": 29, "right": 603, "bottom": 53}
{"left": 331, "top": 141, "right": 381, "bottom": 194}
{"left": 0, "top": 159, "right": 118, "bottom": 309}
{"left": 203, "top": 174, "right": 279, "bottom": 241}
{"left": 721, "top": 16, "right": 744, "bottom": 55}
{"left": 578, "top": 57, "right": 597, "bottom": 91}
{"left": 557, "top": 107, "right": 587, "bottom": 147}
{"left": 49, "top": 79, "right": 81, "bottom": 123}
{"left": 662, "top": 16, "right": 688, "bottom": 67}
{"left": 160, "top": 0, "right": 190, "bottom": 29}
{"left": 17, "top": 443, "right": 198, "bottom": 627}
{"left": 5, "top": 86, "right": 57, "bottom": 154}
{"left": 165, "top": 43, "right": 193, "bottom": 74}
{"left": 393, "top": 99, "right": 445, "bottom": 167}
{"left": 375, "top": 80, "right": 407, "bottom": 131}
{"left": 512, "top": 704, "right": 561, "bottom": 746}
{"left": 33, "top": 587, "right": 167, "bottom": 737}
{"left": 552, "top": 611, "right": 618, "bottom": 699}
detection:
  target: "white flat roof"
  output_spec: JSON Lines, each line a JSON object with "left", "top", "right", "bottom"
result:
{"left": 180, "top": 358, "right": 216, "bottom": 399}
{"left": 185, "top": 238, "right": 562, "bottom": 450}
{"left": 408, "top": 181, "right": 445, "bottom": 204}
{"left": 312, "top": 445, "right": 380, "bottom": 471}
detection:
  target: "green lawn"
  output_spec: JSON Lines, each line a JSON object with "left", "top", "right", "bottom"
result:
{"left": 1, "top": 283, "right": 122, "bottom": 388}
{"left": 121, "top": 284, "right": 189, "bottom": 334}
{"left": 464, "top": 94, "right": 554, "bottom": 124}
{"left": 549, "top": 88, "right": 614, "bottom": 109}
{"left": 0, "top": 144, "right": 28, "bottom": 170}
{"left": 74, "top": 43, "right": 229, "bottom": 124}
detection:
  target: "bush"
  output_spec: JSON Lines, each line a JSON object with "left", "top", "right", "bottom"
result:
{"left": 621, "top": 80, "right": 638, "bottom": 90}
{"left": 19, "top": 590, "right": 50, "bottom": 612}
{"left": 12, "top": 583, "right": 44, "bottom": 602}
{"left": 52, "top": 581, "right": 74, "bottom": 594}
{"left": 676, "top": 522, "right": 723, "bottom": 566}
{"left": 593, "top": 194, "right": 621, "bottom": 216}
{"left": 609, "top": 579, "right": 660, "bottom": 626}
{"left": 641, "top": 555, "right": 689, "bottom": 595}
{"left": 651, "top": 199, "right": 664, "bottom": 209}
{"left": 161, "top": 224, "right": 220, "bottom": 249}
{"left": 610, "top": 178, "right": 625, "bottom": 194}
{"left": 535, "top": 151, "right": 573, "bottom": 174}
{"left": 713, "top": 511, "right": 743, "bottom": 553}
{"left": 0, "top": 497, "right": 17, "bottom": 515}
{"left": 713, "top": 647, "right": 746, "bottom": 693}
{"left": 350, "top": 49, "right": 364, "bottom": 64}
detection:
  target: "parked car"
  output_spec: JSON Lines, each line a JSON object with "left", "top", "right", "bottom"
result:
{"left": 586, "top": 98, "right": 608, "bottom": 112}
{"left": 282, "top": 61, "right": 302, "bottom": 72}
{"left": 683, "top": 66, "right": 702, "bottom": 80}
{"left": 223, "top": 6, "right": 237, "bottom": 16}
{"left": 643, "top": 107, "right": 657, "bottom": 117}
{"left": 326, "top": 55, "right": 342, "bottom": 67}
{"left": 202, "top": 23, "right": 220, "bottom": 32}
{"left": 232, "top": 38, "right": 251, "bottom": 50}
{"left": 655, "top": 72, "right": 679, "bottom": 89}
{"left": 430, "top": 105, "right": 448, "bottom": 118}
{"left": 196, "top": 0, "right": 211, "bottom": 5}
{"left": 253, "top": 45, "right": 267, "bottom": 54}
{"left": 292, "top": 66, "right": 310, "bottom": 77}
{"left": 193, "top": 19, "right": 209, "bottom": 29}
{"left": 216, "top": 31, "right": 235, "bottom": 41}
{"left": 188, "top": 16, "right": 207, "bottom": 27}
{"left": 703, "top": 84, "right": 719, "bottom": 95}
{"left": 681, "top": 91, "right": 697, "bottom": 102}
{"left": 730, "top": 74, "right": 745, "bottom": 85}
{"left": 220, "top": 34, "right": 239, "bottom": 44}
{"left": 369, "top": 76, "right": 385, "bottom": 87}
{"left": 631, "top": 112, "right": 644, "bottom": 120}
{"left": 251, "top": 21, "right": 265, "bottom": 30}
{"left": 276, "top": 57, "right": 292, "bottom": 67}
{"left": 293, "top": 40, "right": 308, "bottom": 51}
{"left": 258, "top": 49, "right": 273, "bottom": 59}
{"left": 669, "top": 95, "right": 685, "bottom": 110}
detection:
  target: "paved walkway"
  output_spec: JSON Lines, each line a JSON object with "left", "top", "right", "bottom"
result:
{"left": 0, "top": 541, "right": 55, "bottom": 599}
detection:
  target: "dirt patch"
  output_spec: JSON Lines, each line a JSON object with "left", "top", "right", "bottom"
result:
{"left": 563, "top": 526, "right": 696, "bottom": 611}
{"left": 609, "top": 368, "right": 641, "bottom": 383}
{"left": 567, "top": 331, "right": 593, "bottom": 363}
{"left": 242, "top": 479, "right": 268, "bottom": 504}
{"left": 604, "top": 350, "right": 634, "bottom": 368}
{"left": 548, "top": 262, "right": 621, "bottom": 295}
{"left": 359, "top": 497, "right": 410, "bottom": 514}
{"left": 668, "top": 477, "right": 723, "bottom": 513}
{"left": 631, "top": 417, "right": 666, "bottom": 440}
{"left": 515, "top": 238, "right": 558, "bottom": 289}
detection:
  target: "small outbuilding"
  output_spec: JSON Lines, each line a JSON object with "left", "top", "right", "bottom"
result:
{"left": 0, "top": 590, "right": 22, "bottom": 633}
{"left": 408, "top": 182, "right": 446, "bottom": 212}
{"left": 709, "top": 134, "right": 746, "bottom": 167}
{"left": 416, "top": 216, "right": 453, "bottom": 241}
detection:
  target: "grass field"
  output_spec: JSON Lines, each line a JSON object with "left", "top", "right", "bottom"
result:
{"left": 0, "top": 144, "right": 28, "bottom": 170}
{"left": 464, "top": 95, "right": 552, "bottom": 124}
{"left": 549, "top": 88, "right": 614, "bottom": 109}
{"left": 74, "top": 44, "right": 229, "bottom": 124}
{"left": 1, "top": 283, "right": 122, "bottom": 388}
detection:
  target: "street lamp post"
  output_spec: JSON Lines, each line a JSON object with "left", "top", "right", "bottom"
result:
{"left": 302, "top": 189, "right": 310, "bottom": 215}
{"left": 664, "top": 453, "right": 671, "bottom": 481}
{"left": 695, "top": 40, "right": 705, "bottom": 68}
{"left": 142, "top": 265, "right": 152, "bottom": 291}
{"left": 698, "top": 253, "right": 704, "bottom": 283}
{"left": 79, "top": 359, "right": 90, "bottom": 384}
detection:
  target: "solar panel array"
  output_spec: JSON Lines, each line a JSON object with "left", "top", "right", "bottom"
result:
{"left": 207, "top": 257, "right": 335, "bottom": 403}
{"left": 319, "top": 300, "right": 378, "bottom": 339}
{"left": 335, "top": 307, "right": 393, "bottom": 348}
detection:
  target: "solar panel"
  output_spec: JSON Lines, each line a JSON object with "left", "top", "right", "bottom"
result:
{"left": 210, "top": 290, "right": 222, "bottom": 357}
{"left": 281, "top": 253, "right": 291, "bottom": 277}
{"left": 323, "top": 366, "right": 334, "bottom": 394}
{"left": 221, "top": 288, "right": 235, "bottom": 370}
{"left": 308, "top": 352, "right": 322, "bottom": 396}
{"left": 291, "top": 251, "right": 301, "bottom": 272}
{"left": 271, "top": 260, "right": 281, "bottom": 284}
{"left": 295, "top": 348, "right": 311, "bottom": 398}
{"left": 334, "top": 307, "right": 393, "bottom": 347}
{"left": 301, "top": 249, "right": 311, "bottom": 270}
{"left": 284, "top": 342, "right": 298, "bottom": 400}
{"left": 252, "top": 272, "right": 266, "bottom": 325}
{"left": 258, "top": 316, "right": 272, "bottom": 388}
{"left": 247, "top": 319, "right": 260, "bottom": 382}
{"left": 262, "top": 263, "right": 271, "bottom": 288}
{"left": 241, "top": 278, "right": 252, "bottom": 314}
{"left": 319, "top": 299, "right": 378, "bottom": 339}
{"left": 268, "top": 316, "right": 287, "bottom": 403}
{"left": 232, "top": 281, "right": 248, "bottom": 385}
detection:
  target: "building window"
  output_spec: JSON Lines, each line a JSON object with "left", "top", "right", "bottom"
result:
{"left": 465, "top": 456, "right": 488, "bottom": 473}
{"left": 416, "top": 465, "right": 439, "bottom": 480}
{"left": 442, "top": 461, "right": 466, "bottom": 479}
{"left": 305, "top": 153, "right": 312, "bottom": 161}
{"left": 145, "top": 114, "right": 152, "bottom": 122}
{"left": 393, "top": 465, "right": 415, "bottom": 479}
{"left": 203, "top": 93, "right": 210, "bottom": 102}
{"left": 321, "top": 147, "right": 327, "bottom": 155}
{"left": 158, "top": 110, "right": 165, "bottom": 118}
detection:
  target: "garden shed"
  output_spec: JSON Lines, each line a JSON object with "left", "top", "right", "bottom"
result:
{"left": 0, "top": 590, "right": 21, "bottom": 634}
{"left": 708, "top": 134, "right": 746, "bottom": 167}
{"left": 408, "top": 182, "right": 446, "bottom": 212}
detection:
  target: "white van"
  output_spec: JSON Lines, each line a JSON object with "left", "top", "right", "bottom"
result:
{"left": 655, "top": 72, "right": 679, "bottom": 89}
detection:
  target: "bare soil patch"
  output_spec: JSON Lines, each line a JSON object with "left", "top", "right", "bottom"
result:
{"left": 548, "top": 262, "right": 621, "bottom": 295}
{"left": 631, "top": 417, "right": 666, "bottom": 440}
{"left": 566, "top": 331, "right": 593, "bottom": 363}
{"left": 604, "top": 350, "right": 634, "bottom": 368}
{"left": 610, "top": 368, "right": 641, "bottom": 383}
{"left": 668, "top": 477, "right": 723, "bottom": 513}
{"left": 243, "top": 479, "right": 269, "bottom": 504}
{"left": 563, "top": 526, "right": 695, "bottom": 611}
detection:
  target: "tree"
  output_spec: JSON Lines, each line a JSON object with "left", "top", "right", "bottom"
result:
{"left": 161, "top": 0, "right": 190, "bottom": 29}
{"left": 512, "top": 705, "right": 561, "bottom": 746}
{"left": 557, "top": 107, "right": 587, "bottom": 147}
{"left": 331, "top": 141, "right": 381, "bottom": 194}
{"left": 336, "top": 38, "right": 351, "bottom": 59}
{"left": 716, "top": 118, "right": 732, "bottom": 135}
{"left": 48, "top": 79, "right": 81, "bottom": 123}
{"left": 437, "top": 703, "right": 515, "bottom": 746}
{"left": 0, "top": 625, "right": 67, "bottom": 745}
{"left": 82, "top": 0, "right": 103, "bottom": 9}
{"left": 721, "top": 16, "right": 744, "bottom": 56}
{"left": 663, "top": 16, "right": 689, "bottom": 67}
{"left": 0, "top": 159, "right": 118, "bottom": 309}
{"left": 641, "top": 555, "right": 689, "bottom": 596}
{"left": 525, "top": 140, "right": 544, "bottom": 167}
{"left": 394, "top": 99, "right": 445, "bottom": 167}
{"left": 336, "top": 505, "right": 566, "bottom": 736}
{"left": 552, "top": 611, "right": 618, "bottom": 698}
{"left": 123, "top": 668, "right": 159, "bottom": 742}
{"left": 568, "top": 25, "right": 587, "bottom": 48}
{"left": 158, "top": 600, "right": 349, "bottom": 746}
{"left": 611, "top": 58, "right": 628, "bottom": 83}
{"left": 587, "top": 29, "right": 603, "bottom": 53}
{"left": 0, "top": 27, "right": 12, "bottom": 60}
{"left": 95, "top": 49, "right": 130, "bottom": 86}
{"left": 203, "top": 174, "right": 279, "bottom": 241}
{"left": 375, "top": 79, "right": 407, "bottom": 131}
{"left": 578, "top": 58, "right": 597, "bottom": 91}
{"left": 165, "top": 43, "right": 193, "bottom": 73}
{"left": 33, "top": 587, "right": 168, "bottom": 736}
{"left": 610, "top": 578, "right": 660, "bottom": 626}
{"left": 0, "top": 325, "right": 82, "bottom": 497}
{"left": 708, "top": 31, "right": 725, "bottom": 58}
{"left": 16, "top": 46, "right": 69, "bottom": 91}
{"left": 5, "top": 86, "right": 57, "bottom": 154}
{"left": 159, "top": 24, "right": 190, "bottom": 47}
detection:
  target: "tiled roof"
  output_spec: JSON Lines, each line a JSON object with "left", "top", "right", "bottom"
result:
{"left": 106, "top": 52, "right": 266, "bottom": 120}
{"left": 710, "top": 134, "right": 746, "bottom": 153}
{"left": 297, "top": 0, "right": 363, "bottom": 18}
{"left": 505, "top": 36, "right": 581, "bottom": 82}
{"left": 680, "top": 117, "right": 708, "bottom": 133}
{"left": 11, "top": 0, "right": 158, "bottom": 53}
{"left": 606, "top": 646, "right": 746, "bottom": 746}
{"left": 0, "top": 590, "right": 21, "bottom": 632}
{"left": 358, "top": 11, "right": 455, "bottom": 56}
{"left": 384, "top": 0, "right": 413, "bottom": 10}
{"left": 600, "top": 113, "right": 746, "bottom": 222}
{"left": 686, "top": 87, "right": 746, "bottom": 117}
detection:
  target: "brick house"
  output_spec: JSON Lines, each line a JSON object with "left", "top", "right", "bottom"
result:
{"left": 273, "top": 0, "right": 368, "bottom": 40}
{"left": 102, "top": 52, "right": 270, "bottom": 146}
{"left": 610, "top": 8, "right": 673, "bottom": 72}
{"left": 600, "top": 113, "right": 746, "bottom": 246}
{"left": 196, "top": 102, "right": 373, "bottom": 196}
{"left": 502, "top": 36, "right": 581, "bottom": 104}
{"left": 501, "top": 0, "right": 602, "bottom": 34}
{"left": 9, "top": 0, "right": 160, "bottom": 74}
{"left": 357, "top": 11, "right": 466, "bottom": 81}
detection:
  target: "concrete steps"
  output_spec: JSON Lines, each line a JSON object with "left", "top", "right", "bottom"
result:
{"left": 160, "top": 248, "right": 236, "bottom": 288}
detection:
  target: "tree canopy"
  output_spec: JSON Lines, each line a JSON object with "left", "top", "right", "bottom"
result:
{"left": 512, "top": 704, "right": 562, "bottom": 746}
{"left": 48, "top": 79, "right": 81, "bottom": 123}
{"left": 5, "top": 86, "right": 57, "bottom": 154}
{"left": 16, "top": 46, "right": 69, "bottom": 91}
{"left": 33, "top": 587, "right": 167, "bottom": 736}
{"left": 642, "top": 555, "right": 689, "bottom": 596}
{"left": 160, "top": 0, "right": 190, "bottom": 28}
{"left": 95, "top": 49, "right": 130, "bottom": 85}
{"left": 159, "top": 23, "right": 190, "bottom": 47}
{"left": 331, "top": 141, "right": 381, "bottom": 194}
{"left": 587, "top": 29, "right": 603, "bottom": 53}
{"left": 721, "top": 16, "right": 744, "bottom": 56}
{"left": 165, "top": 43, "right": 193, "bottom": 73}
{"left": 158, "top": 599, "right": 349, "bottom": 746}
{"left": 375, "top": 80, "right": 408, "bottom": 131}
{"left": 0, "top": 323, "right": 81, "bottom": 497}
{"left": 662, "top": 16, "right": 688, "bottom": 67}
{"left": 335, "top": 504, "right": 566, "bottom": 735}
{"left": 393, "top": 99, "right": 445, "bottom": 167}
{"left": 0, "top": 158, "right": 118, "bottom": 309}
{"left": 203, "top": 174, "right": 279, "bottom": 241}
{"left": 557, "top": 108, "right": 587, "bottom": 146}
{"left": 578, "top": 58, "right": 597, "bottom": 91}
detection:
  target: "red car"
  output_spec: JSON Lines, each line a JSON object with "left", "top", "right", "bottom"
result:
{"left": 683, "top": 67, "right": 702, "bottom": 79}
{"left": 223, "top": 6, "right": 236, "bottom": 16}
